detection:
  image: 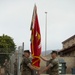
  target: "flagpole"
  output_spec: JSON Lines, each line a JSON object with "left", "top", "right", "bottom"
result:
{"left": 45, "top": 12, "right": 47, "bottom": 56}
{"left": 22, "top": 42, "right": 24, "bottom": 52}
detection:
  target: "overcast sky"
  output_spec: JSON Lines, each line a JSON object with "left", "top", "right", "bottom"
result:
{"left": 0, "top": 0, "right": 75, "bottom": 51}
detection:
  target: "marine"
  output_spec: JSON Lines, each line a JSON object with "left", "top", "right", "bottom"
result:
{"left": 21, "top": 50, "right": 40, "bottom": 75}
{"left": 40, "top": 51, "right": 59, "bottom": 75}
{"left": 3, "top": 59, "right": 10, "bottom": 75}
{"left": 13, "top": 59, "right": 18, "bottom": 75}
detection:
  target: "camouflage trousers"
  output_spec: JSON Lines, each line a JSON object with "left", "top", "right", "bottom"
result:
{"left": 49, "top": 72, "right": 59, "bottom": 75}
{"left": 21, "top": 70, "right": 31, "bottom": 75}
{"left": 14, "top": 70, "right": 17, "bottom": 75}
{"left": 5, "top": 70, "right": 10, "bottom": 75}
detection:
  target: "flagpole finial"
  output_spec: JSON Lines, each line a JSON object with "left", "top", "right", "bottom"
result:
{"left": 34, "top": 3, "right": 36, "bottom": 6}
{"left": 34, "top": 4, "right": 37, "bottom": 12}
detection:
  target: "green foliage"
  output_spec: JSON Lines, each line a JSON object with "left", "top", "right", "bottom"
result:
{"left": 0, "top": 34, "right": 16, "bottom": 65}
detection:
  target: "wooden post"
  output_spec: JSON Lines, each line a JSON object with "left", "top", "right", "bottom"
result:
{"left": 0, "top": 66, "right": 1, "bottom": 75}
{"left": 1, "top": 68, "right": 5, "bottom": 75}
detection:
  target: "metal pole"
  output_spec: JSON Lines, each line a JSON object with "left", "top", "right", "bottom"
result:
{"left": 22, "top": 42, "right": 24, "bottom": 52}
{"left": 45, "top": 12, "right": 47, "bottom": 56}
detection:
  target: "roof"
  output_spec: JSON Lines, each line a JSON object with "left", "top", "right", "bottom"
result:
{"left": 62, "top": 35, "right": 75, "bottom": 44}
{"left": 58, "top": 44, "right": 75, "bottom": 53}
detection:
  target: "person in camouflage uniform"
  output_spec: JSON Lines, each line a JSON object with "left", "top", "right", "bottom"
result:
{"left": 13, "top": 59, "right": 18, "bottom": 75}
{"left": 20, "top": 54, "right": 25, "bottom": 75}
{"left": 21, "top": 50, "right": 40, "bottom": 75}
{"left": 3, "top": 59, "right": 10, "bottom": 75}
{"left": 40, "top": 51, "right": 59, "bottom": 75}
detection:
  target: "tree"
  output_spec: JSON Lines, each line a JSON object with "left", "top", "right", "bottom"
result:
{"left": 0, "top": 34, "right": 16, "bottom": 65}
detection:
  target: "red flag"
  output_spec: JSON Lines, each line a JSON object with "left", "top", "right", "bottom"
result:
{"left": 30, "top": 5, "right": 41, "bottom": 68}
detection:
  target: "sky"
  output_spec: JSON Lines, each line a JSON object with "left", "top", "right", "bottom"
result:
{"left": 0, "top": 0, "right": 75, "bottom": 51}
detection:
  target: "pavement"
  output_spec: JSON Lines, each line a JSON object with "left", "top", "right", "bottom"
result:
{"left": 9, "top": 73, "right": 73, "bottom": 75}
{"left": 41, "top": 74, "right": 72, "bottom": 75}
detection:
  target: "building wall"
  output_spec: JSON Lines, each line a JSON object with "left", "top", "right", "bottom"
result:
{"left": 63, "top": 51, "right": 75, "bottom": 57}
{"left": 70, "top": 51, "right": 75, "bottom": 56}
{"left": 74, "top": 38, "right": 75, "bottom": 43}
{"left": 59, "top": 57, "right": 75, "bottom": 74}
{"left": 63, "top": 42, "right": 69, "bottom": 49}
{"left": 63, "top": 37, "right": 75, "bottom": 49}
